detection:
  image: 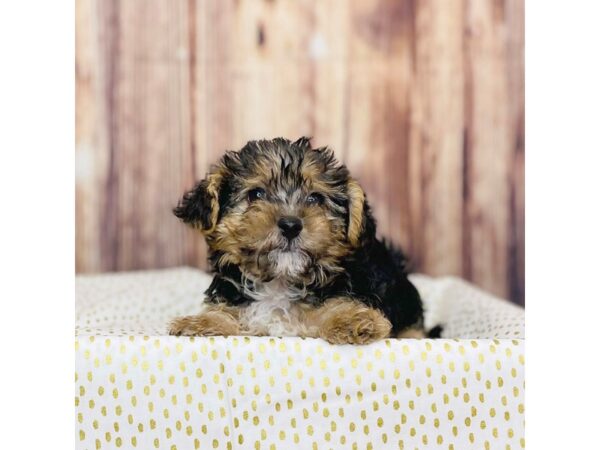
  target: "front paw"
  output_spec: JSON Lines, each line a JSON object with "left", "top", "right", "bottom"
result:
{"left": 318, "top": 301, "right": 392, "bottom": 345}
{"left": 168, "top": 316, "right": 204, "bottom": 336}
{"left": 168, "top": 311, "right": 240, "bottom": 337}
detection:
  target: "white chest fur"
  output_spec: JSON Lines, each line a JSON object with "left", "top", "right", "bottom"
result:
{"left": 241, "top": 279, "right": 310, "bottom": 336}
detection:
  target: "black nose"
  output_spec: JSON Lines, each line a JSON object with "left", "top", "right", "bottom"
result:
{"left": 278, "top": 216, "right": 303, "bottom": 240}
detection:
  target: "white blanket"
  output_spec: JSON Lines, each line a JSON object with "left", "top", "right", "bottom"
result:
{"left": 75, "top": 267, "right": 524, "bottom": 450}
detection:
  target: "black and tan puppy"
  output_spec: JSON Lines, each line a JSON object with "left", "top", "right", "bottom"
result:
{"left": 169, "top": 137, "right": 426, "bottom": 344}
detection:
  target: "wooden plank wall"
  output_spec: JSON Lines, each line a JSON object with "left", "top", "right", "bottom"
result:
{"left": 76, "top": 0, "right": 524, "bottom": 305}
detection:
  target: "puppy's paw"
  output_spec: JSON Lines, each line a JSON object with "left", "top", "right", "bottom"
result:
{"left": 168, "top": 316, "right": 206, "bottom": 336}
{"left": 168, "top": 310, "right": 240, "bottom": 337}
{"left": 318, "top": 300, "right": 392, "bottom": 345}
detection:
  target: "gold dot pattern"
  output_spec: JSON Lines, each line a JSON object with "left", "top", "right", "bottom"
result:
{"left": 76, "top": 268, "right": 525, "bottom": 449}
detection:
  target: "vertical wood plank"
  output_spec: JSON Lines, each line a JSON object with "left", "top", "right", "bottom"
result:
{"left": 463, "top": 0, "right": 513, "bottom": 299}
{"left": 94, "top": 0, "right": 193, "bottom": 272}
{"left": 408, "top": 0, "right": 465, "bottom": 276}
{"left": 76, "top": 0, "right": 106, "bottom": 273}
{"left": 342, "top": 0, "right": 416, "bottom": 243}
{"left": 506, "top": 0, "right": 525, "bottom": 304}
{"left": 309, "top": 0, "right": 351, "bottom": 154}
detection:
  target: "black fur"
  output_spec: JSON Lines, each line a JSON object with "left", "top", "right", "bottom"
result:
{"left": 427, "top": 325, "right": 443, "bottom": 338}
{"left": 173, "top": 179, "right": 213, "bottom": 229}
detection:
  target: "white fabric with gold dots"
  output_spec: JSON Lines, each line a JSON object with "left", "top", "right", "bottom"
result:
{"left": 76, "top": 267, "right": 524, "bottom": 450}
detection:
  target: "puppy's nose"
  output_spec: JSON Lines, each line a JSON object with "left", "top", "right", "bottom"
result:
{"left": 278, "top": 216, "right": 303, "bottom": 240}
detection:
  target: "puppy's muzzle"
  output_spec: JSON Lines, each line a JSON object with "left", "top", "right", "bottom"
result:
{"left": 278, "top": 216, "right": 302, "bottom": 240}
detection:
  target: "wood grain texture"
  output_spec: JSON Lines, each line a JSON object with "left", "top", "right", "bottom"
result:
{"left": 76, "top": 0, "right": 525, "bottom": 305}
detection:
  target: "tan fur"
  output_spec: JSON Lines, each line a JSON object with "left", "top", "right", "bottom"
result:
{"left": 210, "top": 201, "right": 285, "bottom": 279}
{"left": 207, "top": 171, "right": 352, "bottom": 284}
{"left": 300, "top": 158, "right": 322, "bottom": 183}
{"left": 397, "top": 328, "right": 426, "bottom": 339}
{"left": 244, "top": 149, "right": 281, "bottom": 185}
{"left": 307, "top": 298, "right": 392, "bottom": 345}
{"left": 197, "top": 169, "right": 225, "bottom": 235}
{"left": 168, "top": 304, "right": 241, "bottom": 336}
{"left": 346, "top": 179, "right": 365, "bottom": 247}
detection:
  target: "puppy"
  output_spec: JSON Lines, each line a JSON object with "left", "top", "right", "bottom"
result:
{"left": 169, "top": 137, "right": 426, "bottom": 344}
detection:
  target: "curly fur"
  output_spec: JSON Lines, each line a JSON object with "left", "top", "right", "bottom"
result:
{"left": 169, "top": 137, "right": 428, "bottom": 344}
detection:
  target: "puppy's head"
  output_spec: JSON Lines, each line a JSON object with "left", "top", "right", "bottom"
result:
{"left": 174, "top": 137, "right": 374, "bottom": 286}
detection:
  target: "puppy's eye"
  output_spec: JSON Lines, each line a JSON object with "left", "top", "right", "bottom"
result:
{"left": 248, "top": 188, "right": 267, "bottom": 203}
{"left": 306, "top": 192, "right": 324, "bottom": 206}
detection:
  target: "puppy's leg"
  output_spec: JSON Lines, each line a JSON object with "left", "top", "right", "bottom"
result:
{"left": 308, "top": 298, "right": 392, "bottom": 345}
{"left": 168, "top": 304, "right": 241, "bottom": 336}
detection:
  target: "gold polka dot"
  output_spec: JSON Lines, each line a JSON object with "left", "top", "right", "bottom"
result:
{"left": 75, "top": 276, "right": 524, "bottom": 450}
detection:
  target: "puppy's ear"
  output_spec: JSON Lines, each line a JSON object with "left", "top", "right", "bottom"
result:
{"left": 347, "top": 178, "right": 366, "bottom": 247}
{"left": 174, "top": 171, "right": 223, "bottom": 233}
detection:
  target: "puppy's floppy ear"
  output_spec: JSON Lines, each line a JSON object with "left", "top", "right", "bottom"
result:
{"left": 346, "top": 178, "right": 366, "bottom": 247}
{"left": 173, "top": 171, "right": 223, "bottom": 233}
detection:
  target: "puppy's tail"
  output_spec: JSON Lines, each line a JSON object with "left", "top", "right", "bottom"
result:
{"left": 426, "top": 325, "right": 444, "bottom": 338}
